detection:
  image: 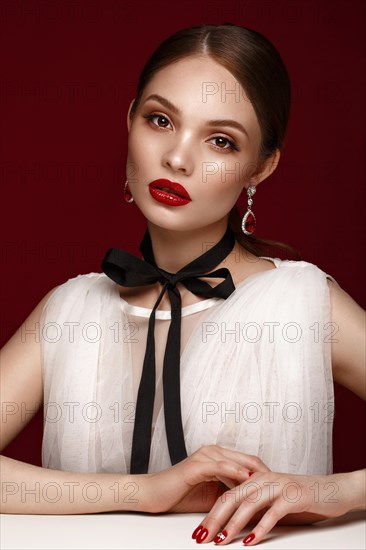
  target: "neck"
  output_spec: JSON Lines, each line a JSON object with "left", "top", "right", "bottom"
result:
{"left": 145, "top": 219, "right": 231, "bottom": 272}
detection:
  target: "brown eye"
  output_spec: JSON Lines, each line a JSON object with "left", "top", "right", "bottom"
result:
{"left": 156, "top": 116, "right": 169, "bottom": 127}
{"left": 142, "top": 114, "right": 172, "bottom": 129}
{"left": 210, "top": 136, "right": 239, "bottom": 152}
{"left": 214, "top": 137, "right": 229, "bottom": 148}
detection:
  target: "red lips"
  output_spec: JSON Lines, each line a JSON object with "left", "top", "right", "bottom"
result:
{"left": 148, "top": 179, "right": 191, "bottom": 206}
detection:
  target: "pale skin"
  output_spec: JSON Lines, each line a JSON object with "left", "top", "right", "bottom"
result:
{"left": 0, "top": 54, "right": 365, "bottom": 546}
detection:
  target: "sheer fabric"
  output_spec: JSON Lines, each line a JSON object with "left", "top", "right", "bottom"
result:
{"left": 40, "top": 258, "right": 337, "bottom": 475}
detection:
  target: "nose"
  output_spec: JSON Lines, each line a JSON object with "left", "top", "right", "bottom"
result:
{"left": 161, "top": 136, "right": 194, "bottom": 176}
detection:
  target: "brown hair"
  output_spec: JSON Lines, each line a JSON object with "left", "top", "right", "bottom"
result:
{"left": 129, "top": 23, "right": 301, "bottom": 259}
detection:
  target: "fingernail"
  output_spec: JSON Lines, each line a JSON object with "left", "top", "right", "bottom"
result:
{"left": 192, "top": 525, "right": 203, "bottom": 539}
{"left": 196, "top": 528, "right": 209, "bottom": 543}
{"left": 243, "top": 532, "right": 255, "bottom": 545}
{"left": 248, "top": 471, "right": 254, "bottom": 477}
{"left": 214, "top": 530, "right": 228, "bottom": 544}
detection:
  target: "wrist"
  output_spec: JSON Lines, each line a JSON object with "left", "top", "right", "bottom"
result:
{"left": 332, "top": 469, "right": 366, "bottom": 513}
{"left": 344, "top": 469, "right": 366, "bottom": 512}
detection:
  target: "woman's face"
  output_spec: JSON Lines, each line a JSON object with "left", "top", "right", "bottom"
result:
{"left": 126, "top": 55, "right": 274, "bottom": 232}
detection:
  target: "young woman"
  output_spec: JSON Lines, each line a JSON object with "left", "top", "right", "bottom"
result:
{"left": 1, "top": 23, "right": 365, "bottom": 546}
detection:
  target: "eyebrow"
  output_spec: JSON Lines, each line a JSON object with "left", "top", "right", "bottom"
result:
{"left": 143, "top": 93, "right": 250, "bottom": 140}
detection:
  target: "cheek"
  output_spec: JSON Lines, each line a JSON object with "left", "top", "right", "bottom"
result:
{"left": 205, "top": 164, "right": 245, "bottom": 194}
{"left": 201, "top": 176, "right": 243, "bottom": 211}
{"left": 126, "top": 127, "right": 153, "bottom": 177}
{"left": 129, "top": 125, "right": 158, "bottom": 160}
{"left": 203, "top": 150, "right": 255, "bottom": 189}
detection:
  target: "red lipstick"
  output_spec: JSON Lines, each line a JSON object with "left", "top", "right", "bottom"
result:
{"left": 148, "top": 179, "right": 191, "bottom": 206}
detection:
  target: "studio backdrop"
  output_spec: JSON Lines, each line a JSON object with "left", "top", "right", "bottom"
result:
{"left": 1, "top": 0, "right": 365, "bottom": 473}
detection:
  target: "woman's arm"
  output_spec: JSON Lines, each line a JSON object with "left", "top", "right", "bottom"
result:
{"left": 190, "top": 468, "right": 366, "bottom": 545}
{"left": 0, "top": 285, "right": 141, "bottom": 514}
{"left": 189, "top": 279, "right": 366, "bottom": 545}
{"left": 0, "top": 286, "right": 59, "bottom": 452}
{"left": 0, "top": 454, "right": 146, "bottom": 514}
{"left": 0, "top": 447, "right": 264, "bottom": 515}
{"left": 1, "top": 286, "right": 261, "bottom": 514}
{"left": 327, "top": 278, "right": 366, "bottom": 399}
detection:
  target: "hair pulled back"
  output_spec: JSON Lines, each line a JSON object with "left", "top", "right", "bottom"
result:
{"left": 129, "top": 23, "right": 299, "bottom": 258}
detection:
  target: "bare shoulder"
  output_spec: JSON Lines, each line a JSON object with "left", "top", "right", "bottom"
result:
{"left": 326, "top": 278, "right": 365, "bottom": 399}
{"left": 0, "top": 284, "right": 60, "bottom": 451}
{"left": 326, "top": 277, "right": 365, "bottom": 319}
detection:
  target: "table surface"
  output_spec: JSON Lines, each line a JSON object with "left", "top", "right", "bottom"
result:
{"left": 1, "top": 510, "right": 365, "bottom": 549}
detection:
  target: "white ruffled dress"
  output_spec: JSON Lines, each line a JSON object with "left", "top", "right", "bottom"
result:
{"left": 40, "top": 257, "right": 336, "bottom": 475}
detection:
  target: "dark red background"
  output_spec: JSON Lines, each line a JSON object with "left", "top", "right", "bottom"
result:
{"left": 1, "top": 0, "right": 365, "bottom": 473}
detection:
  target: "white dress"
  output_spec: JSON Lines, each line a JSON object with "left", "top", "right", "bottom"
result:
{"left": 40, "top": 257, "right": 337, "bottom": 476}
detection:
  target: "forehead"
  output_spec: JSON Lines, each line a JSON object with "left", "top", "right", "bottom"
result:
{"left": 140, "top": 55, "right": 254, "bottom": 113}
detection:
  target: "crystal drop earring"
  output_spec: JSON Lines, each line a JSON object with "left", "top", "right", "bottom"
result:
{"left": 241, "top": 185, "right": 256, "bottom": 235}
{"left": 123, "top": 180, "right": 134, "bottom": 203}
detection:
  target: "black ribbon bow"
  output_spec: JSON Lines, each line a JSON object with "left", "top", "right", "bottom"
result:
{"left": 101, "top": 226, "right": 236, "bottom": 473}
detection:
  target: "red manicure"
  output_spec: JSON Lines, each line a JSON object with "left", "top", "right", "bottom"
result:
{"left": 248, "top": 471, "right": 254, "bottom": 477}
{"left": 243, "top": 532, "right": 255, "bottom": 544}
{"left": 192, "top": 525, "right": 203, "bottom": 539}
{"left": 214, "top": 530, "right": 228, "bottom": 544}
{"left": 196, "top": 528, "right": 209, "bottom": 543}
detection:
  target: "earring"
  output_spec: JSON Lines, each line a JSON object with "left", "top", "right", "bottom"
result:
{"left": 123, "top": 180, "right": 133, "bottom": 203}
{"left": 241, "top": 185, "right": 256, "bottom": 235}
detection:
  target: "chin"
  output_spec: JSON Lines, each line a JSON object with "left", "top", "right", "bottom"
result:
{"left": 133, "top": 201, "right": 192, "bottom": 230}
{"left": 133, "top": 196, "right": 228, "bottom": 233}
{"left": 148, "top": 216, "right": 205, "bottom": 233}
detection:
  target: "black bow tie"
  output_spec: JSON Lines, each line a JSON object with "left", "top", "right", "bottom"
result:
{"left": 101, "top": 226, "right": 236, "bottom": 473}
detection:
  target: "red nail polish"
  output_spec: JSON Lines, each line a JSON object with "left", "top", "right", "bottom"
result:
{"left": 248, "top": 471, "right": 254, "bottom": 477}
{"left": 243, "top": 532, "right": 255, "bottom": 544}
{"left": 214, "top": 530, "right": 227, "bottom": 544}
{"left": 196, "top": 528, "right": 209, "bottom": 543}
{"left": 192, "top": 525, "right": 203, "bottom": 539}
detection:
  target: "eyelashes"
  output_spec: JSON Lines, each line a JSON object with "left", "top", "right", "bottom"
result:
{"left": 142, "top": 115, "right": 170, "bottom": 128}
{"left": 142, "top": 113, "right": 170, "bottom": 127}
{"left": 142, "top": 113, "right": 240, "bottom": 152}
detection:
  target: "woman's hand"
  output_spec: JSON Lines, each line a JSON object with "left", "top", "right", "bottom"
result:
{"left": 141, "top": 445, "right": 270, "bottom": 514}
{"left": 190, "top": 469, "right": 366, "bottom": 545}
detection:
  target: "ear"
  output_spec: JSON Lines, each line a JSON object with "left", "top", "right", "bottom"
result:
{"left": 247, "top": 148, "right": 281, "bottom": 188}
{"left": 126, "top": 99, "right": 136, "bottom": 133}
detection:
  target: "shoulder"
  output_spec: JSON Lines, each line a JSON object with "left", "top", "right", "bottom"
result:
{"left": 238, "top": 257, "right": 338, "bottom": 321}
{"left": 254, "top": 257, "right": 338, "bottom": 292}
{"left": 322, "top": 275, "right": 365, "bottom": 398}
{"left": 41, "top": 272, "right": 115, "bottom": 312}
{"left": 50, "top": 272, "right": 109, "bottom": 292}
{"left": 325, "top": 275, "right": 364, "bottom": 329}
{"left": 279, "top": 259, "right": 342, "bottom": 309}
{"left": 274, "top": 257, "right": 336, "bottom": 281}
